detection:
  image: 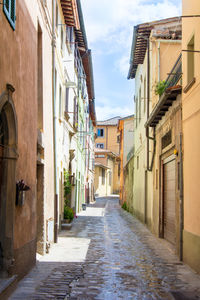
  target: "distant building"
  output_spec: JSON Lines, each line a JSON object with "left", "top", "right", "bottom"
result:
{"left": 94, "top": 117, "right": 121, "bottom": 196}
{"left": 118, "top": 115, "right": 134, "bottom": 204}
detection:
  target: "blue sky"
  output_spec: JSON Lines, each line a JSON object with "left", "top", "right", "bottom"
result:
{"left": 81, "top": 0, "right": 182, "bottom": 121}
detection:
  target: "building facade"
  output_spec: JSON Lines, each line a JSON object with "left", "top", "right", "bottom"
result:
{"left": 182, "top": 0, "right": 200, "bottom": 273}
{"left": 127, "top": 18, "right": 182, "bottom": 242}
{"left": 95, "top": 117, "right": 121, "bottom": 195}
{"left": 118, "top": 115, "right": 134, "bottom": 204}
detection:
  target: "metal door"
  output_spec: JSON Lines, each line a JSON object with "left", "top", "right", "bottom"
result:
{"left": 163, "top": 159, "right": 176, "bottom": 245}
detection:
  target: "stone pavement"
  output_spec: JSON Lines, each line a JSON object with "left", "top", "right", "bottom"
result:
{"left": 9, "top": 197, "right": 200, "bottom": 299}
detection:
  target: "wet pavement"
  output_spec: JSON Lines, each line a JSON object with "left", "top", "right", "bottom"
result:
{"left": 10, "top": 197, "right": 200, "bottom": 299}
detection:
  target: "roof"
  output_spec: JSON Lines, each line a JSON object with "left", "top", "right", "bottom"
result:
{"left": 95, "top": 148, "right": 119, "bottom": 158}
{"left": 60, "top": 0, "right": 79, "bottom": 27}
{"left": 119, "top": 114, "right": 134, "bottom": 121}
{"left": 75, "top": 0, "right": 88, "bottom": 51}
{"left": 94, "top": 162, "right": 110, "bottom": 169}
{"left": 97, "top": 116, "right": 121, "bottom": 126}
{"left": 127, "top": 17, "right": 182, "bottom": 79}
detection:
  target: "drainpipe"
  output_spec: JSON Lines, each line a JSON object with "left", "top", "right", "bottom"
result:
{"left": 179, "top": 132, "right": 184, "bottom": 260}
{"left": 146, "top": 38, "right": 156, "bottom": 172}
{"left": 158, "top": 41, "right": 160, "bottom": 82}
{"left": 52, "top": 0, "right": 58, "bottom": 243}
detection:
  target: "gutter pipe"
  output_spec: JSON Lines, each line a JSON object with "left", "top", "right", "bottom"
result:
{"left": 146, "top": 39, "right": 156, "bottom": 172}
{"left": 52, "top": 0, "right": 58, "bottom": 243}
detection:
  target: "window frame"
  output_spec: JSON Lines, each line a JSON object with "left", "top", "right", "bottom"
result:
{"left": 96, "top": 143, "right": 104, "bottom": 149}
{"left": 97, "top": 128, "right": 104, "bottom": 137}
{"left": 3, "top": 0, "right": 16, "bottom": 30}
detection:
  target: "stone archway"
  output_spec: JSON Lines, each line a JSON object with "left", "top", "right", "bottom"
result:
{"left": 0, "top": 84, "right": 18, "bottom": 277}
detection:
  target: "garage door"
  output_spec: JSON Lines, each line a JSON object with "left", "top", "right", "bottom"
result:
{"left": 163, "top": 159, "right": 176, "bottom": 245}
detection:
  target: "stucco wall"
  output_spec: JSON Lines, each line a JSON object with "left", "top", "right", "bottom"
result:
{"left": 182, "top": 0, "right": 200, "bottom": 273}
{"left": 0, "top": 0, "right": 38, "bottom": 277}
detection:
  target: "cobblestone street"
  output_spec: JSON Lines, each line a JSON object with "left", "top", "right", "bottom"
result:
{"left": 10, "top": 197, "right": 200, "bottom": 300}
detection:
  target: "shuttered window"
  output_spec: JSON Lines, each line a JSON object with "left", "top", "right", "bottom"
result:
{"left": 3, "top": 0, "right": 16, "bottom": 30}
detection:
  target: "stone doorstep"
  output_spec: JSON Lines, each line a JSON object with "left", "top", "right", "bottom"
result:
{"left": 61, "top": 221, "right": 73, "bottom": 230}
{"left": 0, "top": 275, "right": 18, "bottom": 300}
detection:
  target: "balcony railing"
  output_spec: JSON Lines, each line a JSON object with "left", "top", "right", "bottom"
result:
{"left": 164, "top": 53, "right": 182, "bottom": 91}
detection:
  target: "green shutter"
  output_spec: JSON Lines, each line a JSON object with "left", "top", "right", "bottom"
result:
{"left": 3, "top": 0, "right": 16, "bottom": 30}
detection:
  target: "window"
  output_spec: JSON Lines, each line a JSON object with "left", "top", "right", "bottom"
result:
{"left": 59, "top": 85, "right": 62, "bottom": 119}
{"left": 137, "top": 156, "right": 139, "bottom": 169}
{"left": 3, "top": 0, "right": 16, "bottom": 30}
{"left": 187, "top": 35, "right": 194, "bottom": 83}
{"left": 102, "top": 169, "right": 105, "bottom": 185}
{"left": 144, "top": 76, "right": 146, "bottom": 113}
{"left": 61, "top": 27, "right": 64, "bottom": 53}
{"left": 139, "top": 88, "right": 141, "bottom": 122}
{"left": 97, "top": 128, "right": 104, "bottom": 137}
{"left": 96, "top": 143, "right": 104, "bottom": 149}
{"left": 109, "top": 171, "right": 112, "bottom": 186}
{"left": 117, "top": 135, "right": 120, "bottom": 143}
{"left": 135, "top": 97, "right": 138, "bottom": 128}
{"left": 66, "top": 26, "right": 74, "bottom": 51}
{"left": 161, "top": 130, "right": 172, "bottom": 150}
{"left": 65, "top": 88, "right": 69, "bottom": 113}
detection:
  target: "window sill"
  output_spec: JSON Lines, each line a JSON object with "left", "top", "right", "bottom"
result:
{"left": 183, "top": 77, "right": 196, "bottom": 93}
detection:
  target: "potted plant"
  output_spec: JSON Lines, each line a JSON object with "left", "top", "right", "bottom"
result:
{"left": 154, "top": 80, "right": 167, "bottom": 96}
{"left": 63, "top": 206, "right": 74, "bottom": 223}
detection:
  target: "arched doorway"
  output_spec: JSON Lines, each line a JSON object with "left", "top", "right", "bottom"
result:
{"left": 0, "top": 85, "right": 18, "bottom": 277}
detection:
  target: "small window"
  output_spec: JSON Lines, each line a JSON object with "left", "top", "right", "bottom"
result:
{"left": 97, "top": 128, "right": 104, "bottom": 137}
{"left": 61, "top": 27, "right": 64, "bottom": 53}
{"left": 139, "top": 88, "right": 141, "bottom": 122}
{"left": 65, "top": 88, "right": 69, "bottom": 113}
{"left": 96, "top": 143, "right": 104, "bottom": 149}
{"left": 144, "top": 76, "right": 146, "bottom": 113}
{"left": 137, "top": 156, "right": 139, "bottom": 169}
{"left": 161, "top": 130, "right": 172, "bottom": 150}
{"left": 187, "top": 35, "right": 194, "bottom": 83}
{"left": 3, "top": 0, "right": 16, "bottom": 30}
{"left": 117, "top": 135, "right": 120, "bottom": 143}
{"left": 109, "top": 171, "right": 112, "bottom": 186}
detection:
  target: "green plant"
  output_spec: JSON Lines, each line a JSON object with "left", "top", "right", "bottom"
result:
{"left": 64, "top": 206, "right": 74, "bottom": 221}
{"left": 122, "top": 201, "right": 128, "bottom": 211}
{"left": 64, "top": 170, "right": 72, "bottom": 201}
{"left": 155, "top": 80, "right": 167, "bottom": 96}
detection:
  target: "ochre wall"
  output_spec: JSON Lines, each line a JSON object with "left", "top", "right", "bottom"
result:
{"left": 0, "top": 0, "right": 37, "bottom": 276}
{"left": 182, "top": 0, "right": 200, "bottom": 273}
{"left": 95, "top": 125, "right": 120, "bottom": 154}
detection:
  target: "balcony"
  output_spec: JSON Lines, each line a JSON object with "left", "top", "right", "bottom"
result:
{"left": 145, "top": 54, "right": 182, "bottom": 128}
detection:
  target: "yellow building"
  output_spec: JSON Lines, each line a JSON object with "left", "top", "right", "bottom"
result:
{"left": 118, "top": 115, "right": 134, "bottom": 204}
{"left": 182, "top": 0, "right": 200, "bottom": 273}
{"left": 128, "top": 17, "right": 182, "bottom": 236}
{"left": 94, "top": 117, "right": 120, "bottom": 196}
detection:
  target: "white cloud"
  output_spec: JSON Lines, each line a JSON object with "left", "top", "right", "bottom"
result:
{"left": 81, "top": 0, "right": 181, "bottom": 120}
{"left": 96, "top": 105, "right": 134, "bottom": 121}
{"left": 82, "top": 0, "right": 181, "bottom": 47}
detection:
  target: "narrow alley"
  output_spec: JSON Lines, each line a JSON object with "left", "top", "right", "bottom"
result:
{"left": 9, "top": 197, "right": 200, "bottom": 300}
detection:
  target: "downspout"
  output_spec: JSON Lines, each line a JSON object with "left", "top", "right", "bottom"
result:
{"left": 158, "top": 41, "right": 160, "bottom": 82}
{"left": 146, "top": 38, "right": 156, "bottom": 172}
{"left": 179, "top": 132, "right": 184, "bottom": 260}
{"left": 52, "top": 0, "right": 58, "bottom": 243}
